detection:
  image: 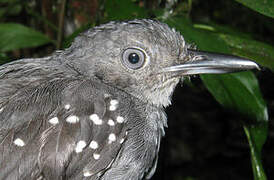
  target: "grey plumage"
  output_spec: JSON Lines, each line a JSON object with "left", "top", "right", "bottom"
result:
{"left": 0, "top": 19, "right": 258, "bottom": 180}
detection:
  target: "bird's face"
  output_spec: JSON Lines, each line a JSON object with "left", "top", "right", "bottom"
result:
{"left": 67, "top": 19, "right": 258, "bottom": 108}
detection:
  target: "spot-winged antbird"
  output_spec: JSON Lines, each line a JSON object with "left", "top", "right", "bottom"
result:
{"left": 0, "top": 19, "right": 259, "bottom": 180}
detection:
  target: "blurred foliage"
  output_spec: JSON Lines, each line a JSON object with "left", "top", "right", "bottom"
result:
{"left": 0, "top": 0, "right": 273, "bottom": 179}
{"left": 0, "top": 23, "right": 53, "bottom": 52}
{"left": 105, "top": 0, "right": 148, "bottom": 20}
{"left": 235, "top": 0, "right": 274, "bottom": 18}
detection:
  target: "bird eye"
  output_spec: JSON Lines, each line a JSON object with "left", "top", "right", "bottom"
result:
{"left": 122, "top": 48, "right": 146, "bottom": 70}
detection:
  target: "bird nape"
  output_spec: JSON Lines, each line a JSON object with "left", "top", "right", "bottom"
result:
{"left": 0, "top": 19, "right": 258, "bottom": 180}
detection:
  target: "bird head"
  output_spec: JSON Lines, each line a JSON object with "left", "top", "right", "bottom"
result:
{"left": 64, "top": 19, "right": 259, "bottom": 108}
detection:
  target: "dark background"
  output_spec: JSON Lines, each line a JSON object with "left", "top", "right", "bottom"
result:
{"left": 1, "top": 0, "right": 273, "bottom": 179}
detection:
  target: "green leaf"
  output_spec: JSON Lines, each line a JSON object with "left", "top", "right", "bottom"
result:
{"left": 105, "top": 0, "right": 147, "bottom": 20}
{"left": 244, "top": 125, "right": 268, "bottom": 180}
{"left": 201, "top": 72, "right": 267, "bottom": 121}
{"left": 201, "top": 72, "right": 268, "bottom": 180}
{"left": 235, "top": 0, "right": 274, "bottom": 18}
{"left": 0, "top": 23, "right": 53, "bottom": 52}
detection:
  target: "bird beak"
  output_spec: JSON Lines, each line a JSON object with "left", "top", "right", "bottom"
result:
{"left": 163, "top": 49, "right": 260, "bottom": 75}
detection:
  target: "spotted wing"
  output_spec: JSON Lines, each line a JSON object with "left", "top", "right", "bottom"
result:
{"left": 0, "top": 79, "right": 129, "bottom": 180}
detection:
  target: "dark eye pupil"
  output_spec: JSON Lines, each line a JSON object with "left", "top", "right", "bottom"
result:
{"left": 128, "top": 53, "right": 140, "bottom": 64}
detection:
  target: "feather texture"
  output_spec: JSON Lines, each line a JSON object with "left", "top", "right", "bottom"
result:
{"left": 0, "top": 71, "right": 166, "bottom": 180}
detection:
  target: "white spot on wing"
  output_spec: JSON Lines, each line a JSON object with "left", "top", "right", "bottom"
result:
{"left": 83, "top": 171, "right": 93, "bottom": 177}
{"left": 89, "top": 140, "right": 99, "bottom": 149}
{"left": 75, "top": 140, "right": 87, "bottom": 153}
{"left": 48, "top": 117, "right": 59, "bottom": 125}
{"left": 0, "top": 108, "right": 3, "bottom": 112}
{"left": 93, "top": 153, "right": 100, "bottom": 160}
{"left": 109, "top": 99, "right": 119, "bottom": 111}
{"left": 65, "top": 104, "right": 71, "bottom": 110}
{"left": 109, "top": 105, "right": 117, "bottom": 111}
{"left": 66, "top": 115, "right": 79, "bottom": 124}
{"left": 107, "top": 119, "right": 115, "bottom": 126}
{"left": 116, "top": 116, "right": 124, "bottom": 123}
{"left": 110, "top": 99, "right": 119, "bottom": 106}
{"left": 89, "top": 114, "right": 103, "bottom": 125}
{"left": 14, "top": 138, "right": 25, "bottom": 147}
{"left": 108, "top": 133, "right": 116, "bottom": 142}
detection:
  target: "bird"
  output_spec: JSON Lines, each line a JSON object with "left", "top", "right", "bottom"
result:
{"left": 0, "top": 19, "right": 259, "bottom": 180}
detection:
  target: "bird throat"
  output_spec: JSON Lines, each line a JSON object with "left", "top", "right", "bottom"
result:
{"left": 145, "top": 77, "right": 180, "bottom": 108}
